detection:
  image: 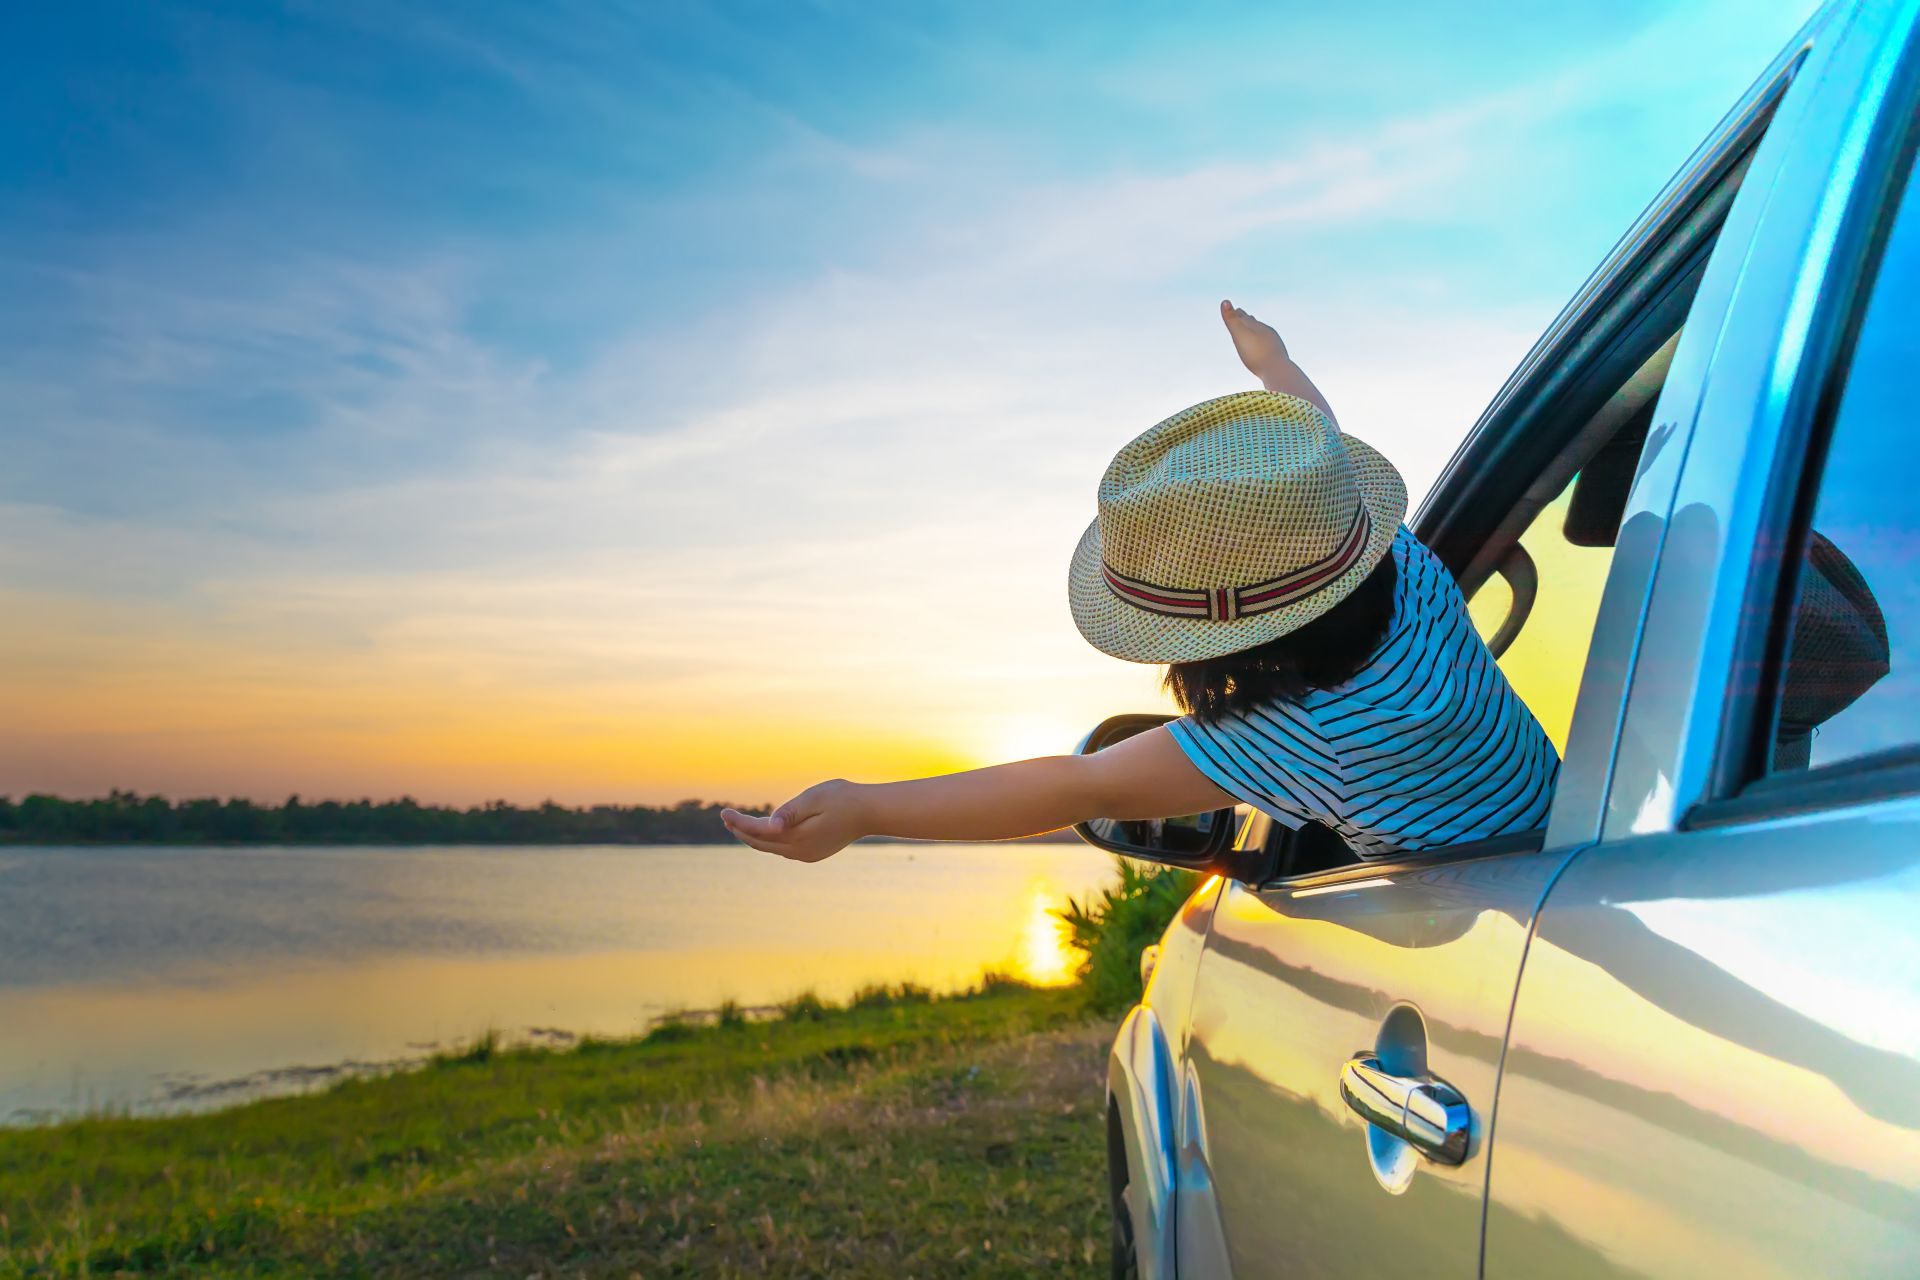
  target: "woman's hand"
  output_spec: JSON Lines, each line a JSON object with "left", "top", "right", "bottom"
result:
{"left": 1221, "top": 299, "right": 1291, "bottom": 383}
{"left": 721, "top": 779, "right": 868, "bottom": 863}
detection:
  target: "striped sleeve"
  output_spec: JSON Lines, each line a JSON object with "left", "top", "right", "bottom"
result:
{"left": 1167, "top": 710, "right": 1330, "bottom": 832}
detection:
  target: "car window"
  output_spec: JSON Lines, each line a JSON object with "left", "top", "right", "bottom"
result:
{"left": 1467, "top": 483, "right": 1616, "bottom": 755}
{"left": 1764, "top": 152, "right": 1919, "bottom": 775}
{"left": 1459, "top": 325, "right": 1676, "bottom": 762}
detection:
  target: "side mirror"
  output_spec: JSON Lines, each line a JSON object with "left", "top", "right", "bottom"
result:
{"left": 1072, "top": 713, "right": 1274, "bottom": 883}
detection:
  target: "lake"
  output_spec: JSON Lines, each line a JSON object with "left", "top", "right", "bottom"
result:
{"left": 0, "top": 842, "right": 1121, "bottom": 1123}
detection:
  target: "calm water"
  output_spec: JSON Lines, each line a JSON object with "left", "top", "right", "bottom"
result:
{"left": 0, "top": 842, "right": 1119, "bottom": 1123}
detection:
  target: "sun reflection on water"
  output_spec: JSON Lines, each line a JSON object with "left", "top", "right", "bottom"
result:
{"left": 2, "top": 843, "right": 1125, "bottom": 1118}
{"left": 1015, "top": 884, "right": 1078, "bottom": 986}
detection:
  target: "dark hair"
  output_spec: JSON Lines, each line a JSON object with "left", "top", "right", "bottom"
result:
{"left": 1164, "top": 550, "right": 1398, "bottom": 721}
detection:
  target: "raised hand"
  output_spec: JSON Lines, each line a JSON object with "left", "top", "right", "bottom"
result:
{"left": 1221, "top": 299, "right": 1291, "bottom": 384}
{"left": 1220, "top": 298, "right": 1338, "bottom": 427}
{"left": 721, "top": 779, "right": 867, "bottom": 863}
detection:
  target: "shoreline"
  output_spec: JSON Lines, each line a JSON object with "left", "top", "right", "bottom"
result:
{"left": 4, "top": 990, "right": 965, "bottom": 1129}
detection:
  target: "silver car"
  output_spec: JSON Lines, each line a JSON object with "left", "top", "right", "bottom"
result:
{"left": 1077, "top": 3, "right": 1920, "bottom": 1275}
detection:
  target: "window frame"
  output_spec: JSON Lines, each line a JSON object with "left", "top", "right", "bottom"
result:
{"left": 1245, "top": 807, "right": 1546, "bottom": 893}
{"left": 1688, "top": 56, "right": 1920, "bottom": 829}
{"left": 1416, "top": 84, "right": 1786, "bottom": 587}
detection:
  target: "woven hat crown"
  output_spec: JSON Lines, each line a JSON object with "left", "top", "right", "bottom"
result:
{"left": 1068, "top": 389, "right": 1406, "bottom": 663}
{"left": 1098, "top": 393, "right": 1364, "bottom": 590}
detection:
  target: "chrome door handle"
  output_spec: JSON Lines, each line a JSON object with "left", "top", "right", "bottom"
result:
{"left": 1339, "top": 1054, "right": 1470, "bottom": 1165}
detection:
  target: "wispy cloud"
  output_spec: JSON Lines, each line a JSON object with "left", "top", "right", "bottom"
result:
{"left": 2, "top": 0, "right": 1817, "bottom": 801}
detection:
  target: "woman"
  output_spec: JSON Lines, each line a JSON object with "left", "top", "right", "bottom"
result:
{"left": 722, "top": 302, "right": 1558, "bottom": 863}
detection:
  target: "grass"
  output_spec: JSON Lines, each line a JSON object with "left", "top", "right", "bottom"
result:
{"left": 0, "top": 985, "right": 1103, "bottom": 1277}
{"left": 0, "top": 858, "right": 1196, "bottom": 1278}
{"left": 438, "top": 1028, "right": 500, "bottom": 1067}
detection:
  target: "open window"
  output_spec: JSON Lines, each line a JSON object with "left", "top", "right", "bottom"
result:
{"left": 1229, "top": 122, "right": 1780, "bottom": 881}
{"left": 1462, "top": 333, "right": 1677, "bottom": 753}
{"left": 1233, "top": 315, "right": 1699, "bottom": 877}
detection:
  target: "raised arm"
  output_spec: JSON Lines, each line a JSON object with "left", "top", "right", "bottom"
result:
{"left": 1220, "top": 299, "right": 1339, "bottom": 428}
{"left": 720, "top": 726, "right": 1235, "bottom": 863}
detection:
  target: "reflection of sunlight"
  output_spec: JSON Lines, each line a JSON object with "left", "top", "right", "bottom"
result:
{"left": 982, "top": 712, "right": 1087, "bottom": 764}
{"left": 1627, "top": 880, "right": 1920, "bottom": 1059}
{"left": 1631, "top": 769, "right": 1674, "bottom": 834}
{"left": 1016, "top": 885, "right": 1077, "bottom": 986}
{"left": 1514, "top": 927, "right": 1920, "bottom": 1187}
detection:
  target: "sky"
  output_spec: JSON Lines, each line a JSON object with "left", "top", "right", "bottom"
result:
{"left": 1, "top": 0, "right": 1818, "bottom": 807}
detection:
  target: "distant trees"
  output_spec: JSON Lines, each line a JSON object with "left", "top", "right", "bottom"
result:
{"left": 0, "top": 791, "right": 767, "bottom": 845}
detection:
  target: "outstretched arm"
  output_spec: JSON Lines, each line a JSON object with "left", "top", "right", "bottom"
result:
{"left": 1220, "top": 299, "right": 1339, "bottom": 428}
{"left": 720, "top": 725, "right": 1235, "bottom": 863}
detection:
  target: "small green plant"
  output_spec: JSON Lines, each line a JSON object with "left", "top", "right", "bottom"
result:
{"left": 1057, "top": 858, "right": 1202, "bottom": 1014}
{"left": 642, "top": 1014, "right": 698, "bottom": 1045}
{"left": 970, "top": 969, "right": 1033, "bottom": 998}
{"left": 716, "top": 998, "right": 746, "bottom": 1029}
{"left": 851, "top": 981, "right": 934, "bottom": 1009}
{"left": 779, "top": 990, "right": 831, "bottom": 1022}
{"left": 438, "top": 1028, "right": 499, "bottom": 1066}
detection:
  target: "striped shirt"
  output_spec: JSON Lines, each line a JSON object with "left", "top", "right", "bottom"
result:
{"left": 1167, "top": 526, "right": 1558, "bottom": 857}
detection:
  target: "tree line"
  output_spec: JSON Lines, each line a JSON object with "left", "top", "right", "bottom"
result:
{"left": 0, "top": 791, "right": 772, "bottom": 845}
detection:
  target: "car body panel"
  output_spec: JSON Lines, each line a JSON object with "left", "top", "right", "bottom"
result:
{"left": 1485, "top": 804, "right": 1920, "bottom": 1277}
{"left": 1111, "top": 1004, "right": 1179, "bottom": 1279}
{"left": 1485, "top": 4, "right": 1920, "bottom": 1276}
{"left": 1179, "top": 850, "right": 1568, "bottom": 1277}
{"left": 1111, "top": 873, "right": 1223, "bottom": 1279}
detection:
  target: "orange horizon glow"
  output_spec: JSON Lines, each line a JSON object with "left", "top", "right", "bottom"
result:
{"left": 5, "top": 488, "right": 1611, "bottom": 807}
{"left": 0, "top": 577, "right": 1178, "bottom": 806}
{"left": 3, "top": 491, "right": 1611, "bottom": 808}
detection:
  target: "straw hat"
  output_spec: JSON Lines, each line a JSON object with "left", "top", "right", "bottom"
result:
{"left": 1069, "top": 390, "right": 1407, "bottom": 664}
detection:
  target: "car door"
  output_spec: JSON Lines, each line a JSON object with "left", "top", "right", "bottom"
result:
{"left": 1166, "top": 27, "right": 1820, "bottom": 1278}
{"left": 1485, "top": 7, "right": 1920, "bottom": 1277}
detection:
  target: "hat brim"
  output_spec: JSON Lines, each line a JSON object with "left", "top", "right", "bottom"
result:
{"left": 1068, "top": 432, "right": 1409, "bottom": 665}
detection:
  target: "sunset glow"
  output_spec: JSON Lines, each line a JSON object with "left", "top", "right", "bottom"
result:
{"left": 0, "top": 1, "right": 1815, "bottom": 805}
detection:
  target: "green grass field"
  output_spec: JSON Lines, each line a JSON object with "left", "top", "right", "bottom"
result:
{"left": 2, "top": 983, "right": 1110, "bottom": 1278}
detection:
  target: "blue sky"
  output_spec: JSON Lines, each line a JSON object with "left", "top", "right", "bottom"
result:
{"left": 1, "top": 0, "right": 1818, "bottom": 803}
